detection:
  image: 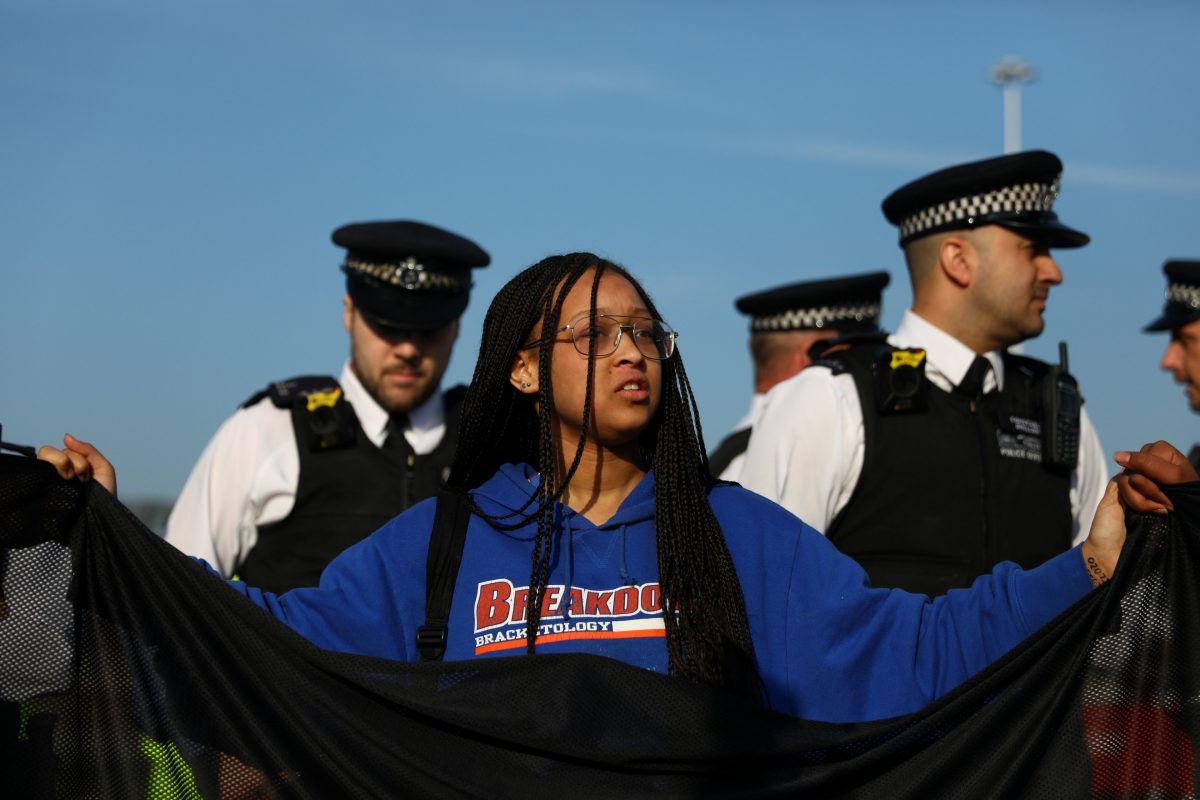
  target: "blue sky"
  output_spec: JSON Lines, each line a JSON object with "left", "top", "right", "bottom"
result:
{"left": 5, "top": 0, "right": 1200, "bottom": 501}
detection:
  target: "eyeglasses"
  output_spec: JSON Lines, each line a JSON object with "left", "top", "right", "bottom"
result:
{"left": 525, "top": 313, "right": 679, "bottom": 360}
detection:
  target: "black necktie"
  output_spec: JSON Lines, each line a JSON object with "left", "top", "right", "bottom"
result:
{"left": 956, "top": 356, "right": 992, "bottom": 400}
{"left": 382, "top": 413, "right": 411, "bottom": 452}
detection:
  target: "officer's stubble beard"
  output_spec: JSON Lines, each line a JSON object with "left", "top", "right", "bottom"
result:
{"left": 346, "top": 309, "right": 459, "bottom": 415}
{"left": 907, "top": 228, "right": 1050, "bottom": 353}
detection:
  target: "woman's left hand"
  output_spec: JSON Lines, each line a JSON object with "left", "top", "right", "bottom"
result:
{"left": 37, "top": 434, "right": 117, "bottom": 497}
{"left": 1080, "top": 440, "right": 1199, "bottom": 588}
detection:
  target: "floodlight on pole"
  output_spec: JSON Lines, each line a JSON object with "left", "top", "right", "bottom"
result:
{"left": 989, "top": 57, "right": 1035, "bottom": 154}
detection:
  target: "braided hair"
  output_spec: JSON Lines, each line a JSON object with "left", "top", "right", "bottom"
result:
{"left": 447, "top": 253, "right": 760, "bottom": 697}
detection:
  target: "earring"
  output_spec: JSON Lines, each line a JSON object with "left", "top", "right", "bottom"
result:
{"left": 521, "top": 382, "right": 531, "bottom": 389}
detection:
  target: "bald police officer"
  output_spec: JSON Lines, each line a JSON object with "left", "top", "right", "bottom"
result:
{"left": 1144, "top": 259, "right": 1200, "bottom": 470}
{"left": 166, "top": 220, "right": 489, "bottom": 593}
{"left": 709, "top": 271, "right": 890, "bottom": 481}
{"left": 741, "top": 151, "right": 1108, "bottom": 595}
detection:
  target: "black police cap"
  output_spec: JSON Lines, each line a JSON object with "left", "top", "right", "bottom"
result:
{"left": 1144, "top": 260, "right": 1200, "bottom": 333}
{"left": 881, "top": 150, "right": 1090, "bottom": 249}
{"left": 333, "top": 220, "right": 490, "bottom": 330}
{"left": 735, "top": 271, "right": 891, "bottom": 332}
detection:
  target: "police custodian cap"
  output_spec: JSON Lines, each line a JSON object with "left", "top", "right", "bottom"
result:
{"left": 333, "top": 220, "right": 490, "bottom": 330}
{"left": 1144, "top": 260, "right": 1200, "bottom": 332}
{"left": 736, "top": 271, "right": 891, "bottom": 333}
{"left": 882, "top": 150, "right": 1090, "bottom": 249}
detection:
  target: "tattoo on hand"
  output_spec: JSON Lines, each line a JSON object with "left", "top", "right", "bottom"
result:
{"left": 1086, "top": 556, "right": 1110, "bottom": 587}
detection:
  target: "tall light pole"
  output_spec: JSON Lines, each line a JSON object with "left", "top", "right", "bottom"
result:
{"left": 989, "top": 57, "right": 1035, "bottom": 154}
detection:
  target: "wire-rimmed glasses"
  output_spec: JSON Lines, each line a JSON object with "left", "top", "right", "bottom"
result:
{"left": 525, "top": 312, "right": 678, "bottom": 360}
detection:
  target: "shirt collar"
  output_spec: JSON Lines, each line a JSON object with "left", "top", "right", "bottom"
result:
{"left": 734, "top": 393, "right": 767, "bottom": 433}
{"left": 889, "top": 310, "right": 1005, "bottom": 393}
{"left": 337, "top": 362, "right": 446, "bottom": 448}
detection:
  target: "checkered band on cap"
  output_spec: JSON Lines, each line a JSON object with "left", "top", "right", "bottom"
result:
{"left": 1166, "top": 282, "right": 1200, "bottom": 311}
{"left": 751, "top": 301, "right": 882, "bottom": 332}
{"left": 898, "top": 178, "right": 1061, "bottom": 242}
{"left": 343, "top": 256, "right": 471, "bottom": 293}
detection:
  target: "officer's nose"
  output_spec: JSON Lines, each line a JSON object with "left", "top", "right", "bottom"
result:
{"left": 1161, "top": 340, "right": 1184, "bottom": 375}
{"left": 1038, "top": 254, "right": 1063, "bottom": 285}
{"left": 393, "top": 338, "right": 421, "bottom": 358}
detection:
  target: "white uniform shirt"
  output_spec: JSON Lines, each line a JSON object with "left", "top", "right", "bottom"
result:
{"left": 165, "top": 363, "right": 448, "bottom": 577}
{"left": 715, "top": 393, "right": 767, "bottom": 482}
{"left": 739, "top": 310, "right": 1108, "bottom": 545}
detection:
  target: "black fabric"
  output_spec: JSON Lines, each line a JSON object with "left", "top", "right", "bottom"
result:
{"left": 825, "top": 345, "right": 1073, "bottom": 595}
{"left": 708, "top": 427, "right": 753, "bottom": 479}
{"left": 3, "top": 455, "right": 1200, "bottom": 798}
{"left": 239, "top": 385, "right": 466, "bottom": 594}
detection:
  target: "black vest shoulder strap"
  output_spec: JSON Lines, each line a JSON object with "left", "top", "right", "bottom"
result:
{"left": 442, "top": 383, "right": 468, "bottom": 411}
{"left": 440, "top": 384, "right": 468, "bottom": 438}
{"left": 241, "top": 375, "right": 342, "bottom": 409}
{"left": 708, "top": 428, "right": 753, "bottom": 479}
{"left": 418, "top": 489, "right": 473, "bottom": 661}
{"left": 999, "top": 351, "right": 1053, "bottom": 385}
{"left": 817, "top": 344, "right": 881, "bottom": 502}
{"left": 241, "top": 375, "right": 357, "bottom": 452}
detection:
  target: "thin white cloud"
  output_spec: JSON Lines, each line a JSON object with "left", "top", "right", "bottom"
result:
{"left": 1068, "top": 163, "right": 1200, "bottom": 194}
{"left": 706, "top": 134, "right": 1200, "bottom": 195}
{"left": 436, "top": 52, "right": 668, "bottom": 99}
{"left": 704, "top": 134, "right": 978, "bottom": 173}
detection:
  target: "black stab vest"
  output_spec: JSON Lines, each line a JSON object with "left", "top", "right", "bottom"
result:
{"left": 823, "top": 345, "right": 1074, "bottom": 596}
{"left": 709, "top": 427, "right": 753, "bottom": 479}
{"left": 238, "top": 379, "right": 467, "bottom": 594}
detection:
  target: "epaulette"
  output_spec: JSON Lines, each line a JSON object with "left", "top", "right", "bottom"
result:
{"left": 241, "top": 375, "right": 342, "bottom": 410}
{"left": 814, "top": 336, "right": 929, "bottom": 414}
{"left": 1001, "top": 351, "right": 1053, "bottom": 382}
{"left": 242, "top": 375, "right": 356, "bottom": 451}
{"left": 441, "top": 383, "right": 469, "bottom": 411}
{"left": 811, "top": 332, "right": 888, "bottom": 374}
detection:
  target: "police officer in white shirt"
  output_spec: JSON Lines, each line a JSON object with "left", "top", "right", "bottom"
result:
{"left": 1145, "top": 260, "right": 1200, "bottom": 471}
{"left": 166, "top": 220, "right": 489, "bottom": 593}
{"left": 740, "top": 151, "right": 1108, "bottom": 595}
{"left": 709, "top": 271, "right": 890, "bottom": 481}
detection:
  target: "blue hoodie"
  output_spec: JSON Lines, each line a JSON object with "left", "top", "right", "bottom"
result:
{"left": 226, "top": 463, "right": 1093, "bottom": 723}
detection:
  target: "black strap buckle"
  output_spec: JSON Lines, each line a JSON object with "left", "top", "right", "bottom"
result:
{"left": 417, "top": 624, "right": 448, "bottom": 661}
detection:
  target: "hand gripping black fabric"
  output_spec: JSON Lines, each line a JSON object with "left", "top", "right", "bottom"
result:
{"left": 418, "top": 489, "right": 472, "bottom": 661}
{"left": 3, "top": 452, "right": 1200, "bottom": 798}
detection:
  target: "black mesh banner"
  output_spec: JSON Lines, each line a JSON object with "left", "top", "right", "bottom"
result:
{"left": 1, "top": 453, "right": 1198, "bottom": 798}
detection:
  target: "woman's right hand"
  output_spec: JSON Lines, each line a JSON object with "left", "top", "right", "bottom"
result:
{"left": 37, "top": 434, "right": 117, "bottom": 497}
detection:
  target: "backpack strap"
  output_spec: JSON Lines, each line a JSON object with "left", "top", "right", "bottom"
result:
{"left": 417, "top": 489, "right": 473, "bottom": 661}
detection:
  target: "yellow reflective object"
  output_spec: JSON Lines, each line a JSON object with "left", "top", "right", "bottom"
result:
{"left": 305, "top": 388, "right": 342, "bottom": 413}
{"left": 890, "top": 349, "right": 926, "bottom": 370}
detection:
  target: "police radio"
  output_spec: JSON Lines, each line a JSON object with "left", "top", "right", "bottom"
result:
{"left": 1042, "top": 341, "right": 1081, "bottom": 471}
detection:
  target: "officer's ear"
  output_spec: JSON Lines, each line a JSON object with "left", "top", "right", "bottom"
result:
{"left": 938, "top": 235, "right": 974, "bottom": 288}
{"left": 342, "top": 295, "right": 354, "bottom": 333}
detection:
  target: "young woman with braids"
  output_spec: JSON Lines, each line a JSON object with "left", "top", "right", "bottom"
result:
{"left": 39, "top": 252, "right": 1195, "bottom": 723}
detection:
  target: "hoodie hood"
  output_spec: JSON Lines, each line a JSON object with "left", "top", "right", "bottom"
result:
{"left": 471, "top": 463, "right": 657, "bottom": 536}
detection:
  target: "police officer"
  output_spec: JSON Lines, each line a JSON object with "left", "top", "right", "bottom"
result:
{"left": 740, "top": 151, "right": 1109, "bottom": 595}
{"left": 709, "top": 271, "right": 890, "bottom": 481}
{"left": 166, "top": 220, "right": 489, "bottom": 593}
{"left": 1144, "top": 259, "right": 1200, "bottom": 470}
